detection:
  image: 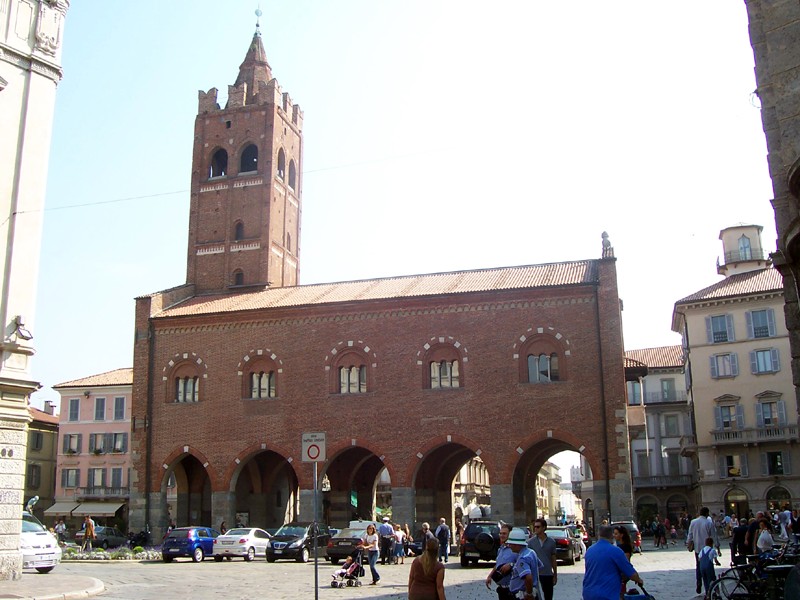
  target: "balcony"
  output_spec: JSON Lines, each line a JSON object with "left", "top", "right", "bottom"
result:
{"left": 711, "top": 425, "right": 798, "bottom": 446}
{"left": 644, "top": 391, "right": 688, "bottom": 405}
{"left": 633, "top": 474, "right": 695, "bottom": 488}
{"left": 679, "top": 435, "right": 697, "bottom": 457}
{"left": 571, "top": 481, "right": 582, "bottom": 498}
{"left": 719, "top": 248, "right": 768, "bottom": 266}
{"left": 76, "top": 486, "right": 130, "bottom": 500}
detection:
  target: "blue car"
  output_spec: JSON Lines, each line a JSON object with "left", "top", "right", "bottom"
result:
{"left": 161, "top": 527, "right": 220, "bottom": 562}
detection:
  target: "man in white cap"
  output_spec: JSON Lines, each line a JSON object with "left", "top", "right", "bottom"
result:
{"left": 378, "top": 517, "right": 394, "bottom": 564}
{"left": 506, "top": 527, "right": 543, "bottom": 600}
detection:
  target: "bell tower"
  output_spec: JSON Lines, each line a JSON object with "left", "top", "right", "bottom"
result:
{"left": 186, "top": 18, "right": 303, "bottom": 294}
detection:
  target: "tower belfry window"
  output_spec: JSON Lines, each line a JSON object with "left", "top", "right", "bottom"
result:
{"left": 738, "top": 235, "right": 752, "bottom": 260}
{"left": 289, "top": 160, "right": 297, "bottom": 190}
{"left": 277, "top": 148, "right": 286, "bottom": 179}
{"left": 240, "top": 144, "right": 258, "bottom": 173}
{"left": 209, "top": 149, "right": 228, "bottom": 178}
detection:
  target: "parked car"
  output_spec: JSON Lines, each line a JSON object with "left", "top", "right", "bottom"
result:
{"left": 161, "top": 527, "right": 221, "bottom": 562}
{"left": 74, "top": 525, "right": 127, "bottom": 549}
{"left": 326, "top": 527, "right": 369, "bottom": 565}
{"left": 266, "top": 522, "right": 331, "bottom": 563}
{"left": 212, "top": 527, "right": 271, "bottom": 562}
{"left": 459, "top": 520, "right": 530, "bottom": 567}
{"left": 20, "top": 511, "right": 61, "bottom": 573}
{"left": 610, "top": 521, "right": 642, "bottom": 553}
{"left": 545, "top": 527, "right": 582, "bottom": 564}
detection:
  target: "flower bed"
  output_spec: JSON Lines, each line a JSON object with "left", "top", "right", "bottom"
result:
{"left": 61, "top": 546, "right": 162, "bottom": 561}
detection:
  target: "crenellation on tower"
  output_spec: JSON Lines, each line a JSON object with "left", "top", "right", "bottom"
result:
{"left": 197, "top": 88, "right": 220, "bottom": 113}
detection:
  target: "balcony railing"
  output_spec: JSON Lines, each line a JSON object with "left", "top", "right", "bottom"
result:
{"left": 633, "top": 474, "right": 695, "bottom": 488}
{"left": 644, "top": 391, "right": 688, "bottom": 404}
{"left": 711, "top": 425, "right": 798, "bottom": 446}
{"left": 77, "top": 486, "right": 130, "bottom": 499}
{"left": 679, "top": 435, "right": 697, "bottom": 457}
{"left": 720, "top": 248, "right": 767, "bottom": 265}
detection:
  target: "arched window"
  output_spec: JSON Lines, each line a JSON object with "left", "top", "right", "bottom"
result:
{"left": 250, "top": 371, "right": 276, "bottom": 398}
{"left": 240, "top": 144, "right": 258, "bottom": 173}
{"left": 739, "top": 235, "right": 752, "bottom": 260}
{"left": 339, "top": 365, "right": 367, "bottom": 394}
{"left": 527, "top": 353, "right": 560, "bottom": 383}
{"left": 288, "top": 159, "right": 297, "bottom": 190}
{"left": 518, "top": 333, "right": 567, "bottom": 384}
{"left": 175, "top": 376, "right": 199, "bottom": 402}
{"left": 422, "top": 342, "right": 463, "bottom": 389}
{"left": 234, "top": 221, "right": 245, "bottom": 241}
{"left": 209, "top": 149, "right": 228, "bottom": 178}
{"left": 233, "top": 270, "right": 244, "bottom": 286}
{"left": 277, "top": 148, "right": 286, "bottom": 180}
{"left": 430, "top": 360, "right": 460, "bottom": 388}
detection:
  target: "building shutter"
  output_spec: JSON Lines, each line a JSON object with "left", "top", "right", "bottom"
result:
{"left": 756, "top": 404, "right": 764, "bottom": 428}
{"left": 87, "top": 469, "right": 94, "bottom": 487}
{"left": 735, "top": 404, "right": 745, "bottom": 429}
{"left": 121, "top": 433, "right": 128, "bottom": 453}
{"left": 726, "top": 314, "right": 736, "bottom": 341}
{"left": 740, "top": 453, "right": 749, "bottom": 477}
{"left": 783, "top": 452, "right": 792, "bottom": 475}
{"left": 77, "top": 434, "right": 83, "bottom": 454}
{"left": 61, "top": 469, "right": 67, "bottom": 489}
{"left": 714, "top": 406, "right": 723, "bottom": 430}
{"left": 778, "top": 400, "right": 787, "bottom": 426}
{"left": 104, "top": 433, "right": 113, "bottom": 452}
{"left": 730, "top": 353, "right": 739, "bottom": 376}
{"left": 761, "top": 452, "right": 768, "bottom": 476}
{"left": 706, "top": 317, "right": 713, "bottom": 343}
{"left": 771, "top": 348, "right": 780, "bottom": 372}
{"left": 710, "top": 356, "right": 718, "bottom": 378}
{"left": 746, "top": 311, "right": 754, "bottom": 338}
{"left": 718, "top": 456, "right": 727, "bottom": 479}
{"left": 750, "top": 351, "right": 758, "bottom": 374}
{"left": 767, "top": 309, "right": 776, "bottom": 336}
{"left": 62, "top": 435, "right": 69, "bottom": 454}
{"left": 88, "top": 434, "right": 95, "bottom": 453}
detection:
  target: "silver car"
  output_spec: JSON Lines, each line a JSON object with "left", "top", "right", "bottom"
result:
{"left": 212, "top": 527, "right": 272, "bottom": 561}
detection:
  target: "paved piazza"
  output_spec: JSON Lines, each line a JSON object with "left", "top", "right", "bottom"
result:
{"left": 50, "top": 545, "right": 704, "bottom": 600}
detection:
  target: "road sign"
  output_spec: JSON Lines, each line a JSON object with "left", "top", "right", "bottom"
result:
{"left": 301, "top": 432, "right": 326, "bottom": 462}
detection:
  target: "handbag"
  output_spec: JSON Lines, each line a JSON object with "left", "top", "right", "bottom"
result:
{"left": 687, "top": 540, "right": 694, "bottom": 552}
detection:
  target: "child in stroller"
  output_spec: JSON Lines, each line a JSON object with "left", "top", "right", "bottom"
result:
{"left": 331, "top": 549, "right": 364, "bottom": 588}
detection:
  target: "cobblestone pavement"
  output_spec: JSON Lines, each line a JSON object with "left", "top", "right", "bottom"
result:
{"left": 27, "top": 544, "right": 706, "bottom": 600}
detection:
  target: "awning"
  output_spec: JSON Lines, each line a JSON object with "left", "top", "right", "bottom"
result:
{"left": 72, "top": 502, "right": 124, "bottom": 517}
{"left": 43, "top": 502, "right": 80, "bottom": 516}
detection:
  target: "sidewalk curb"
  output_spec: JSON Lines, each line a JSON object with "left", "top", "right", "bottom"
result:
{"left": 16, "top": 577, "right": 104, "bottom": 600}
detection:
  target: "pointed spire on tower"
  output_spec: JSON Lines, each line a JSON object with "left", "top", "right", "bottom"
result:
{"left": 233, "top": 7, "right": 273, "bottom": 99}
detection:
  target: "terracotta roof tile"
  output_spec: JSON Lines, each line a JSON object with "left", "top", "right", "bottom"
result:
{"left": 158, "top": 260, "right": 600, "bottom": 318}
{"left": 675, "top": 268, "right": 783, "bottom": 304}
{"left": 29, "top": 406, "right": 59, "bottom": 425}
{"left": 624, "top": 356, "right": 648, "bottom": 369}
{"left": 625, "top": 345, "right": 684, "bottom": 369}
{"left": 53, "top": 368, "right": 133, "bottom": 389}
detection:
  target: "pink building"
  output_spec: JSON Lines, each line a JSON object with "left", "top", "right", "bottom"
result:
{"left": 46, "top": 368, "right": 133, "bottom": 531}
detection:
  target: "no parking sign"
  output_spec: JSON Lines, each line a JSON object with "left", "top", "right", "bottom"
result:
{"left": 301, "top": 432, "right": 326, "bottom": 462}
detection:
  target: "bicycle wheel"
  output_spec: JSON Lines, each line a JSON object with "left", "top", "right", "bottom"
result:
{"left": 709, "top": 575, "right": 748, "bottom": 600}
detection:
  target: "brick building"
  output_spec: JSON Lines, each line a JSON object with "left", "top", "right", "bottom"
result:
{"left": 129, "top": 27, "right": 633, "bottom": 537}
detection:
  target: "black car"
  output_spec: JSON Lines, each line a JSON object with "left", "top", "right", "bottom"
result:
{"left": 459, "top": 520, "right": 501, "bottom": 567}
{"left": 544, "top": 527, "right": 581, "bottom": 565}
{"left": 326, "top": 527, "right": 368, "bottom": 565}
{"left": 266, "top": 522, "right": 331, "bottom": 563}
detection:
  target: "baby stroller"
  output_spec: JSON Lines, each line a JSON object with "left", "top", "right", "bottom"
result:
{"left": 623, "top": 583, "right": 655, "bottom": 600}
{"left": 330, "top": 549, "right": 365, "bottom": 588}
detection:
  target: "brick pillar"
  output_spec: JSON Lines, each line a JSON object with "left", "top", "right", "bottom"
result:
{"left": 212, "top": 491, "right": 234, "bottom": 530}
{"left": 392, "top": 487, "right": 415, "bottom": 531}
{"left": 491, "top": 483, "right": 513, "bottom": 525}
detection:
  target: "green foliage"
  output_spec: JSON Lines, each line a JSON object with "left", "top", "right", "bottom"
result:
{"left": 133, "top": 546, "right": 144, "bottom": 553}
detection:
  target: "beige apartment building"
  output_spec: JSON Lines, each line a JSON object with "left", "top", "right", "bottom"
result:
{"left": 25, "top": 403, "right": 59, "bottom": 523}
{"left": 674, "top": 224, "right": 798, "bottom": 518}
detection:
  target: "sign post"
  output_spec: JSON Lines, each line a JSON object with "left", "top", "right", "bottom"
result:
{"left": 302, "top": 432, "right": 326, "bottom": 600}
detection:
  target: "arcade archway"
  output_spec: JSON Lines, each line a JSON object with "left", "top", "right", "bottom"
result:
{"left": 230, "top": 450, "right": 298, "bottom": 528}
{"left": 324, "top": 446, "right": 386, "bottom": 526}
{"left": 163, "top": 453, "right": 212, "bottom": 527}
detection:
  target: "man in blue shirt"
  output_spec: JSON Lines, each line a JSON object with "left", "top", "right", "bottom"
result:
{"left": 485, "top": 523, "right": 517, "bottom": 599}
{"left": 434, "top": 517, "right": 451, "bottom": 562}
{"left": 507, "top": 527, "right": 543, "bottom": 600}
{"left": 378, "top": 517, "right": 394, "bottom": 565}
{"left": 583, "top": 525, "right": 643, "bottom": 600}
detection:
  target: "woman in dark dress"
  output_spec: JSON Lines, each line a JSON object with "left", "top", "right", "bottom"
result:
{"left": 613, "top": 524, "right": 634, "bottom": 597}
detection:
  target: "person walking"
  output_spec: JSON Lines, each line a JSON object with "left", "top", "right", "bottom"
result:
{"left": 485, "top": 523, "right": 517, "bottom": 600}
{"left": 756, "top": 518, "right": 775, "bottom": 553}
{"left": 744, "top": 511, "right": 764, "bottom": 555}
{"left": 80, "top": 515, "right": 96, "bottom": 553}
{"left": 527, "top": 518, "right": 557, "bottom": 600}
{"left": 378, "top": 516, "right": 394, "bottom": 565}
{"left": 582, "top": 525, "right": 644, "bottom": 600}
{"left": 686, "top": 507, "right": 719, "bottom": 596}
{"left": 360, "top": 523, "right": 381, "bottom": 585}
{"left": 420, "top": 522, "right": 436, "bottom": 543}
{"left": 506, "top": 527, "right": 543, "bottom": 600}
{"left": 393, "top": 523, "right": 406, "bottom": 565}
{"left": 408, "top": 537, "right": 446, "bottom": 600}
{"left": 219, "top": 521, "right": 227, "bottom": 535}
{"left": 434, "top": 517, "right": 451, "bottom": 562}
{"left": 54, "top": 519, "right": 66, "bottom": 544}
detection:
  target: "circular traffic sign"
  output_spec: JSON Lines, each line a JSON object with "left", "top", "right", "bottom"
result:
{"left": 306, "top": 444, "right": 320, "bottom": 460}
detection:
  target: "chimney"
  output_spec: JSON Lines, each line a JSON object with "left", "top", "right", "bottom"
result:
{"left": 44, "top": 400, "right": 56, "bottom": 415}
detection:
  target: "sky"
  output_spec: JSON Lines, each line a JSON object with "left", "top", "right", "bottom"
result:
{"left": 29, "top": 2, "right": 776, "bottom": 473}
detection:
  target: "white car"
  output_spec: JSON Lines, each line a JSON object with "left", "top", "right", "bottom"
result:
{"left": 20, "top": 511, "right": 61, "bottom": 573}
{"left": 212, "top": 527, "right": 272, "bottom": 561}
